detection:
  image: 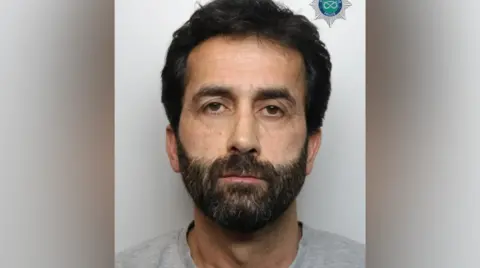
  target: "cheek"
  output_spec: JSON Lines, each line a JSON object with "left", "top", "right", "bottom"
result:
{"left": 179, "top": 117, "right": 228, "bottom": 159}
{"left": 259, "top": 125, "right": 307, "bottom": 164}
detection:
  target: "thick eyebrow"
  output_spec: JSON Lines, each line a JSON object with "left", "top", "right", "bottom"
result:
{"left": 191, "top": 85, "right": 296, "bottom": 106}
{"left": 191, "top": 85, "right": 234, "bottom": 103}
{"left": 254, "top": 87, "right": 296, "bottom": 107}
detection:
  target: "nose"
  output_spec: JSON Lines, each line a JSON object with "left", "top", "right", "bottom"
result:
{"left": 227, "top": 112, "right": 260, "bottom": 155}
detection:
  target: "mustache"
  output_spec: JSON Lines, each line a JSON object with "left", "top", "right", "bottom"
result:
{"left": 207, "top": 152, "right": 277, "bottom": 182}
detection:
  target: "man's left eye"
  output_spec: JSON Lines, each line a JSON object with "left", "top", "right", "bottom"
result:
{"left": 262, "top": 105, "right": 283, "bottom": 116}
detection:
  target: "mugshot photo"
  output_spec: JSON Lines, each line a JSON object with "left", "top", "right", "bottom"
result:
{"left": 4, "top": 0, "right": 479, "bottom": 266}
{"left": 115, "top": 0, "right": 365, "bottom": 267}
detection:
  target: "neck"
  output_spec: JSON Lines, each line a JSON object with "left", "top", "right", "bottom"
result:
{"left": 187, "top": 203, "right": 302, "bottom": 268}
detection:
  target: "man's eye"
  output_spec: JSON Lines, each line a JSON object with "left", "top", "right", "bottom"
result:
{"left": 204, "top": 102, "right": 225, "bottom": 113}
{"left": 262, "top": 105, "right": 284, "bottom": 117}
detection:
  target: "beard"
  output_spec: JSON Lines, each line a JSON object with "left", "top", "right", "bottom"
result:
{"left": 176, "top": 139, "right": 308, "bottom": 233}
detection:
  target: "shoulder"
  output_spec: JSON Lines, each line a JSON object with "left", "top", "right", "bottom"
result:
{"left": 300, "top": 225, "right": 365, "bottom": 268}
{"left": 115, "top": 228, "right": 183, "bottom": 268}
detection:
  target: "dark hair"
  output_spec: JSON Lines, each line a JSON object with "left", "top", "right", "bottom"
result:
{"left": 161, "top": 0, "right": 332, "bottom": 135}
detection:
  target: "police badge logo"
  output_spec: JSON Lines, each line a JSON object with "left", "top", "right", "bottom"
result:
{"left": 310, "top": 0, "right": 352, "bottom": 27}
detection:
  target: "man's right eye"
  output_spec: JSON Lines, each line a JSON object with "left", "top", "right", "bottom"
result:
{"left": 203, "top": 102, "right": 226, "bottom": 114}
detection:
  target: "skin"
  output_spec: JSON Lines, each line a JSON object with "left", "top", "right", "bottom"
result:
{"left": 165, "top": 36, "right": 322, "bottom": 268}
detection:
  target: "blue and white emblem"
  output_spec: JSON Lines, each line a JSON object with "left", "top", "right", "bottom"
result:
{"left": 310, "top": 0, "right": 352, "bottom": 27}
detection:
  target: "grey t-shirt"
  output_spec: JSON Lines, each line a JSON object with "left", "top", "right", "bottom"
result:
{"left": 116, "top": 222, "right": 364, "bottom": 268}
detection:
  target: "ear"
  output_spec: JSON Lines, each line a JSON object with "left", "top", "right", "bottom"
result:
{"left": 166, "top": 125, "right": 180, "bottom": 173}
{"left": 306, "top": 129, "right": 322, "bottom": 175}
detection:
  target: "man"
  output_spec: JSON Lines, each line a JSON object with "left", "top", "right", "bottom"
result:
{"left": 116, "top": 0, "right": 364, "bottom": 267}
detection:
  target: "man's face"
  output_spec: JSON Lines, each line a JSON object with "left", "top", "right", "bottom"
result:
{"left": 166, "top": 36, "right": 321, "bottom": 233}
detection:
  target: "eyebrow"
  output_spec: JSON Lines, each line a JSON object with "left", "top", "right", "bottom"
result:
{"left": 192, "top": 85, "right": 296, "bottom": 106}
{"left": 254, "top": 87, "right": 296, "bottom": 106}
{"left": 192, "top": 85, "right": 234, "bottom": 103}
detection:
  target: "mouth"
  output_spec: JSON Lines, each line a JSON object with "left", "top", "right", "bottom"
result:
{"left": 219, "top": 173, "right": 263, "bottom": 184}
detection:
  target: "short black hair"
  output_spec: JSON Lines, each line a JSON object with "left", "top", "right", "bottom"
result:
{"left": 161, "top": 0, "right": 332, "bottom": 135}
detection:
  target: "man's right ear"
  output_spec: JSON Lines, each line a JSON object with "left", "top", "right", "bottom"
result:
{"left": 166, "top": 125, "right": 180, "bottom": 173}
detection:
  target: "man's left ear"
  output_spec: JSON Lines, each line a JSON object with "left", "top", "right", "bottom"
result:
{"left": 306, "top": 129, "right": 322, "bottom": 175}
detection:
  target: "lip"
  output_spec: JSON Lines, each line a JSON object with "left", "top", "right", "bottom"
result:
{"left": 220, "top": 176, "right": 262, "bottom": 184}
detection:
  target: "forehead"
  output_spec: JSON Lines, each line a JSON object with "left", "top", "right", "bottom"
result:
{"left": 184, "top": 36, "right": 306, "bottom": 100}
